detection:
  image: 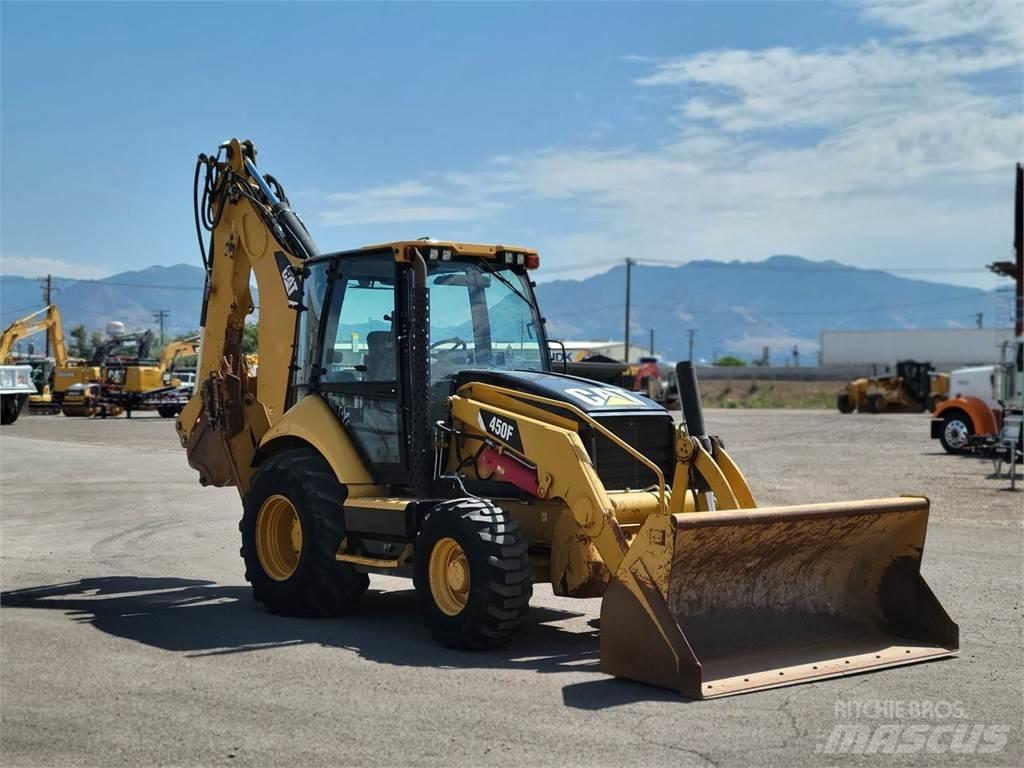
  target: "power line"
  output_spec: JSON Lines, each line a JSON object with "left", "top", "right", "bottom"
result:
{"left": 549, "top": 291, "right": 991, "bottom": 319}
{"left": 0, "top": 304, "right": 44, "bottom": 319}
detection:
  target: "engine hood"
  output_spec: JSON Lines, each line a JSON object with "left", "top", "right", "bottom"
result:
{"left": 454, "top": 368, "right": 665, "bottom": 414}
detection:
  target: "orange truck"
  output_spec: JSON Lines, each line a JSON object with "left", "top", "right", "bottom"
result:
{"left": 931, "top": 361, "right": 1013, "bottom": 454}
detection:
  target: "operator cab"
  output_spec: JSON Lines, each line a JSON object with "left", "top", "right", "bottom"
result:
{"left": 294, "top": 242, "right": 549, "bottom": 486}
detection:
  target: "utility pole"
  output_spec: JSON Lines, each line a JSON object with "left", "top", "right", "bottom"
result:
{"left": 152, "top": 309, "right": 170, "bottom": 348}
{"left": 623, "top": 258, "right": 634, "bottom": 363}
{"left": 38, "top": 274, "right": 52, "bottom": 357}
{"left": 649, "top": 328, "right": 654, "bottom": 357}
{"left": 687, "top": 329, "right": 695, "bottom": 361}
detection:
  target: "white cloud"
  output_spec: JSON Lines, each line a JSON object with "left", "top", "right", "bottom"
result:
{"left": 0, "top": 255, "right": 111, "bottom": 280}
{"left": 320, "top": 179, "right": 502, "bottom": 226}
{"left": 313, "top": 0, "right": 1024, "bottom": 288}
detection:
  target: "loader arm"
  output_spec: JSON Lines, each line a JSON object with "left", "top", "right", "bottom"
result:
{"left": 0, "top": 305, "right": 68, "bottom": 366}
{"left": 176, "top": 139, "right": 319, "bottom": 494}
{"left": 450, "top": 367, "right": 957, "bottom": 698}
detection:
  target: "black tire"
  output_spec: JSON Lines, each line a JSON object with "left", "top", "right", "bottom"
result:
{"left": 414, "top": 498, "right": 532, "bottom": 649}
{"left": 157, "top": 406, "right": 179, "bottom": 418}
{"left": 1, "top": 394, "right": 26, "bottom": 425}
{"left": 868, "top": 393, "right": 887, "bottom": 413}
{"left": 939, "top": 412, "right": 973, "bottom": 454}
{"left": 240, "top": 448, "right": 369, "bottom": 617}
{"left": 837, "top": 393, "right": 854, "bottom": 414}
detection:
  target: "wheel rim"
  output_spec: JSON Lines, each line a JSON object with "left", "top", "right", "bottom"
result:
{"left": 944, "top": 419, "right": 969, "bottom": 450}
{"left": 429, "top": 537, "right": 470, "bottom": 616}
{"left": 256, "top": 494, "right": 302, "bottom": 581}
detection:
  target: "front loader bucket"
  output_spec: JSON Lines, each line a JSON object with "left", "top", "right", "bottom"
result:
{"left": 600, "top": 497, "right": 958, "bottom": 698}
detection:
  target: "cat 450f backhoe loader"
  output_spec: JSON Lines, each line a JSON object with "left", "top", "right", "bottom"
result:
{"left": 177, "top": 140, "right": 958, "bottom": 698}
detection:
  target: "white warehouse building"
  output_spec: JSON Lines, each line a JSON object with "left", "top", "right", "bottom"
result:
{"left": 819, "top": 328, "right": 1017, "bottom": 371}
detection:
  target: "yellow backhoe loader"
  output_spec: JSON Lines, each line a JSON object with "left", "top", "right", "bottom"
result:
{"left": 0, "top": 304, "right": 96, "bottom": 413}
{"left": 177, "top": 139, "right": 957, "bottom": 698}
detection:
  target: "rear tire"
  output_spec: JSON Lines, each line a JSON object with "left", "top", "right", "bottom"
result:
{"left": 240, "top": 448, "right": 369, "bottom": 617}
{"left": 868, "top": 393, "right": 887, "bottom": 413}
{"left": 157, "top": 406, "right": 179, "bottom": 418}
{"left": 837, "top": 394, "right": 854, "bottom": 414}
{"left": 414, "top": 498, "right": 532, "bottom": 649}
{"left": 939, "top": 413, "right": 973, "bottom": 454}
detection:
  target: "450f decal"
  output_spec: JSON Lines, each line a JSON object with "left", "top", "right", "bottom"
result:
{"left": 479, "top": 408, "right": 524, "bottom": 452}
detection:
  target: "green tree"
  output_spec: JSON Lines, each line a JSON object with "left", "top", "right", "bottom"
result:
{"left": 243, "top": 322, "right": 259, "bottom": 354}
{"left": 713, "top": 355, "right": 747, "bottom": 367}
{"left": 88, "top": 331, "right": 103, "bottom": 359}
{"left": 68, "top": 324, "right": 89, "bottom": 358}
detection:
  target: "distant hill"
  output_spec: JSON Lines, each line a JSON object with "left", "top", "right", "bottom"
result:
{"left": 2, "top": 264, "right": 207, "bottom": 339}
{"left": 534, "top": 255, "right": 1005, "bottom": 364}
{"left": 1, "top": 255, "right": 1008, "bottom": 364}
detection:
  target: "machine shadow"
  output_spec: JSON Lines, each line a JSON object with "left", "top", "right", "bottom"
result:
{"left": 1, "top": 576, "right": 610, "bottom": 681}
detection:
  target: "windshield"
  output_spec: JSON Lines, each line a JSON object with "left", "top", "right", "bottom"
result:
{"left": 428, "top": 261, "right": 547, "bottom": 383}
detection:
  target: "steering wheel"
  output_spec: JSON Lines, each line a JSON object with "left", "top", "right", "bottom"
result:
{"left": 429, "top": 337, "right": 468, "bottom": 355}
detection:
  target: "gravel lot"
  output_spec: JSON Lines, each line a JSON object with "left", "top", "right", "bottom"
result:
{"left": 1, "top": 410, "right": 1021, "bottom": 767}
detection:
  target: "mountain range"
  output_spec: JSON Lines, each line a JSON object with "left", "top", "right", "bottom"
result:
{"left": 2, "top": 256, "right": 1010, "bottom": 364}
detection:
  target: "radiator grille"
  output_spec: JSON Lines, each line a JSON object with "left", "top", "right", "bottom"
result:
{"left": 586, "top": 413, "right": 675, "bottom": 491}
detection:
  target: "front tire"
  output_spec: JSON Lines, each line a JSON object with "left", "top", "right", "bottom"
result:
{"left": 837, "top": 393, "right": 854, "bottom": 414}
{"left": 241, "top": 448, "right": 369, "bottom": 617}
{"left": 0, "top": 394, "right": 27, "bottom": 425}
{"left": 939, "top": 413, "right": 973, "bottom": 454}
{"left": 414, "top": 498, "right": 532, "bottom": 649}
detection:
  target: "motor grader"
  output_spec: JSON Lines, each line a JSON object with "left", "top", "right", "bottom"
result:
{"left": 177, "top": 139, "right": 957, "bottom": 698}
{"left": 837, "top": 360, "right": 949, "bottom": 414}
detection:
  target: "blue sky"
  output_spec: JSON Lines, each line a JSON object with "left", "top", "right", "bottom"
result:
{"left": 2, "top": 1, "right": 1021, "bottom": 289}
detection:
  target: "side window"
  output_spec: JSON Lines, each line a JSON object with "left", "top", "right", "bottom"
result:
{"left": 322, "top": 258, "right": 397, "bottom": 384}
{"left": 294, "top": 259, "right": 330, "bottom": 394}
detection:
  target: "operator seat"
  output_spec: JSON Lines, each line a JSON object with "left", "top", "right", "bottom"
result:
{"left": 364, "top": 331, "right": 395, "bottom": 381}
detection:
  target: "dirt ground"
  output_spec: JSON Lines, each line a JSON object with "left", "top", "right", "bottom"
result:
{"left": 1, "top": 410, "right": 1021, "bottom": 768}
{"left": 698, "top": 378, "right": 840, "bottom": 409}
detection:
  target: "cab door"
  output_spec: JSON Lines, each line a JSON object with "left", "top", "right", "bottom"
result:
{"left": 316, "top": 254, "right": 405, "bottom": 484}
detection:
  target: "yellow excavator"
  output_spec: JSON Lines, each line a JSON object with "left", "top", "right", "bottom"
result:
{"left": 0, "top": 304, "right": 97, "bottom": 413}
{"left": 177, "top": 139, "right": 957, "bottom": 698}
{"left": 63, "top": 333, "right": 199, "bottom": 418}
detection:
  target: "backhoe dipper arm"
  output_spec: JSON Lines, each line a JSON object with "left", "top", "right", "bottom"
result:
{"left": 176, "top": 139, "right": 319, "bottom": 494}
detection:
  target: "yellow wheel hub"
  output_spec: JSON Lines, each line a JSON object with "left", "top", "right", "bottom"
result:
{"left": 255, "top": 494, "right": 303, "bottom": 581}
{"left": 429, "top": 537, "right": 470, "bottom": 616}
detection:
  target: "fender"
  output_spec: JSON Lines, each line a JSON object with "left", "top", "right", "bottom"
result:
{"left": 932, "top": 396, "right": 998, "bottom": 436}
{"left": 257, "top": 394, "right": 380, "bottom": 494}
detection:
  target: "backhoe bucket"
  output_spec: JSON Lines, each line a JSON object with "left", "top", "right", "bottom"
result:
{"left": 600, "top": 497, "right": 958, "bottom": 698}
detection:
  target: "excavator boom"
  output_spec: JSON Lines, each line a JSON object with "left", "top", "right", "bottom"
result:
{"left": 0, "top": 305, "right": 68, "bottom": 366}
